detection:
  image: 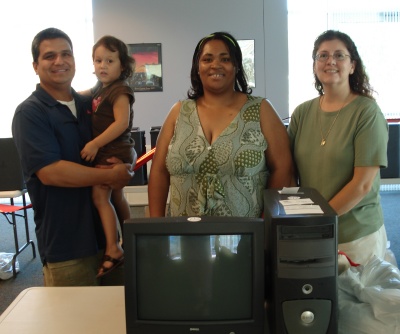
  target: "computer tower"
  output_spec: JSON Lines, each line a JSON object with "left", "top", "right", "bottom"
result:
{"left": 128, "top": 130, "right": 148, "bottom": 185}
{"left": 264, "top": 188, "right": 338, "bottom": 334}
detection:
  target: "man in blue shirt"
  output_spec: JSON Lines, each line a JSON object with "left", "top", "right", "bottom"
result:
{"left": 12, "top": 28, "right": 134, "bottom": 286}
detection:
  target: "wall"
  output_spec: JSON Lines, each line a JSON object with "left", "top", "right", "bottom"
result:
{"left": 92, "top": 0, "right": 288, "bottom": 140}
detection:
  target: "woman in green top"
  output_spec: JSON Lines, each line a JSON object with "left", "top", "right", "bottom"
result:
{"left": 288, "top": 30, "right": 388, "bottom": 265}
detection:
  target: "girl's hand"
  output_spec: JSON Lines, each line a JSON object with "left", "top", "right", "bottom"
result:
{"left": 80, "top": 141, "right": 99, "bottom": 162}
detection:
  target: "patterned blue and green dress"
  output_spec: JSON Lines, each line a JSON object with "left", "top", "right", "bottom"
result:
{"left": 166, "top": 96, "right": 268, "bottom": 217}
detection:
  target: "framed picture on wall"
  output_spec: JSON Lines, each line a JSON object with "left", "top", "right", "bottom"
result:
{"left": 237, "top": 40, "right": 255, "bottom": 88}
{"left": 128, "top": 43, "right": 163, "bottom": 92}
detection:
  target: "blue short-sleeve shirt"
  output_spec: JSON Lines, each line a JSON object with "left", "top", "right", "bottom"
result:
{"left": 12, "top": 85, "right": 104, "bottom": 264}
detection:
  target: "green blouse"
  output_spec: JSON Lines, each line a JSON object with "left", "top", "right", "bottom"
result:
{"left": 288, "top": 95, "right": 388, "bottom": 243}
{"left": 166, "top": 96, "right": 268, "bottom": 217}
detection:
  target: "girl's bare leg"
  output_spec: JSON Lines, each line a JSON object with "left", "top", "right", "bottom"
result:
{"left": 92, "top": 185, "right": 124, "bottom": 276}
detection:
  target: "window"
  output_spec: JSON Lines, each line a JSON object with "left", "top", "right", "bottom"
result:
{"left": 288, "top": 0, "right": 400, "bottom": 119}
{"left": 0, "top": 0, "right": 94, "bottom": 137}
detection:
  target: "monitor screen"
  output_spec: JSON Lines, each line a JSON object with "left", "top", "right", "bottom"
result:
{"left": 124, "top": 216, "right": 265, "bottom": 334}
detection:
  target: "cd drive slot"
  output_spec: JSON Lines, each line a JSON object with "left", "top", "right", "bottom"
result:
{"left": 279, "top": 224, "right": 333, "bottom": 240}
{"left": 279, "top": 256, "right": 333, "bottom": 266}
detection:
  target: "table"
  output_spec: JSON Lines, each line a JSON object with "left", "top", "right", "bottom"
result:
{"left": 123, "top": 185, "right": 170, "bottom": 218}
{"left": 123, "top": 185, "right": 149, "bottom": 207}
{"left": 0, "top": 286, "right": 126, "bottom": 334}
{"left": 0, "top": 287, "right": 274, "bottom": 334}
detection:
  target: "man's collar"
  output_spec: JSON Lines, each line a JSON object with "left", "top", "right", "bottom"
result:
{"left": 33, "top": 84, "right": 81, "bottom": 106}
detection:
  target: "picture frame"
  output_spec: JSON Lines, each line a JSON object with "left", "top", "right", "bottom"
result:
{"left": 237, "top": 39, "right": 255, "bottom": 88}
{"left": 128, "top": 43, "right": 163, "bottom": 92}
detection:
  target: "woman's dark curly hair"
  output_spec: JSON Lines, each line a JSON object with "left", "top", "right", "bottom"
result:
{"left": 92, "top": 35, "right": 135, "bottom": 81}
{"left": 312, "top": 30, "right": 375, "bottom": 99}
{"left": 187, "top": 32, "right": 252, "bottom": 99}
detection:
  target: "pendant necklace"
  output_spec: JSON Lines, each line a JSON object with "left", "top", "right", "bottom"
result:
{"left": 319, "top": 94, "right": 350, "bottom": 146}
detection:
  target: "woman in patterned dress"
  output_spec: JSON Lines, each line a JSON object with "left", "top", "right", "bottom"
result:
{"left": 148, "top": 32, "right": 294, "bottom": 217}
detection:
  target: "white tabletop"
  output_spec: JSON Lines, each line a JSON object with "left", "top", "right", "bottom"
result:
{"left": 0, "top": 286, "right": 126, "bottom": 334}
{"left": 123, "top": 185, "right": 149, "bottom": 206}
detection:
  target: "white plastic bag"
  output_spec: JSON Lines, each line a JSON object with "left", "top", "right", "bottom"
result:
{"left": 0, "top": 252, "right": 19, "bottom": 280}
{"left": 384, "top": 241, "right": 398, "bottom": 268}
{"left": 338, "top": 256, "right": 400, "bottom": 333}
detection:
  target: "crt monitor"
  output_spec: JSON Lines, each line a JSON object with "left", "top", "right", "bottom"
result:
{"left": 124, "top": 216, "right": 265, "bottom": 334}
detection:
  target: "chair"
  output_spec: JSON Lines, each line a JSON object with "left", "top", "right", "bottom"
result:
{"left": 0, "top": 138, "right": 36, "bottom": 278}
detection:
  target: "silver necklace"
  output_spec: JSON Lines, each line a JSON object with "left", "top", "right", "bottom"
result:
{"left": 319, "top": 95, "right": 349, "bottom": 146}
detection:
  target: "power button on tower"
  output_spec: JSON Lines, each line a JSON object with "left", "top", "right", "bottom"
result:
{"left": 301, "top": 311, "right": 315, "bottom": 324}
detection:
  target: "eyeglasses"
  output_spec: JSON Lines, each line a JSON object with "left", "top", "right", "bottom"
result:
{"left": 314, "top": 52, "right": 351, "bottom": 62}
